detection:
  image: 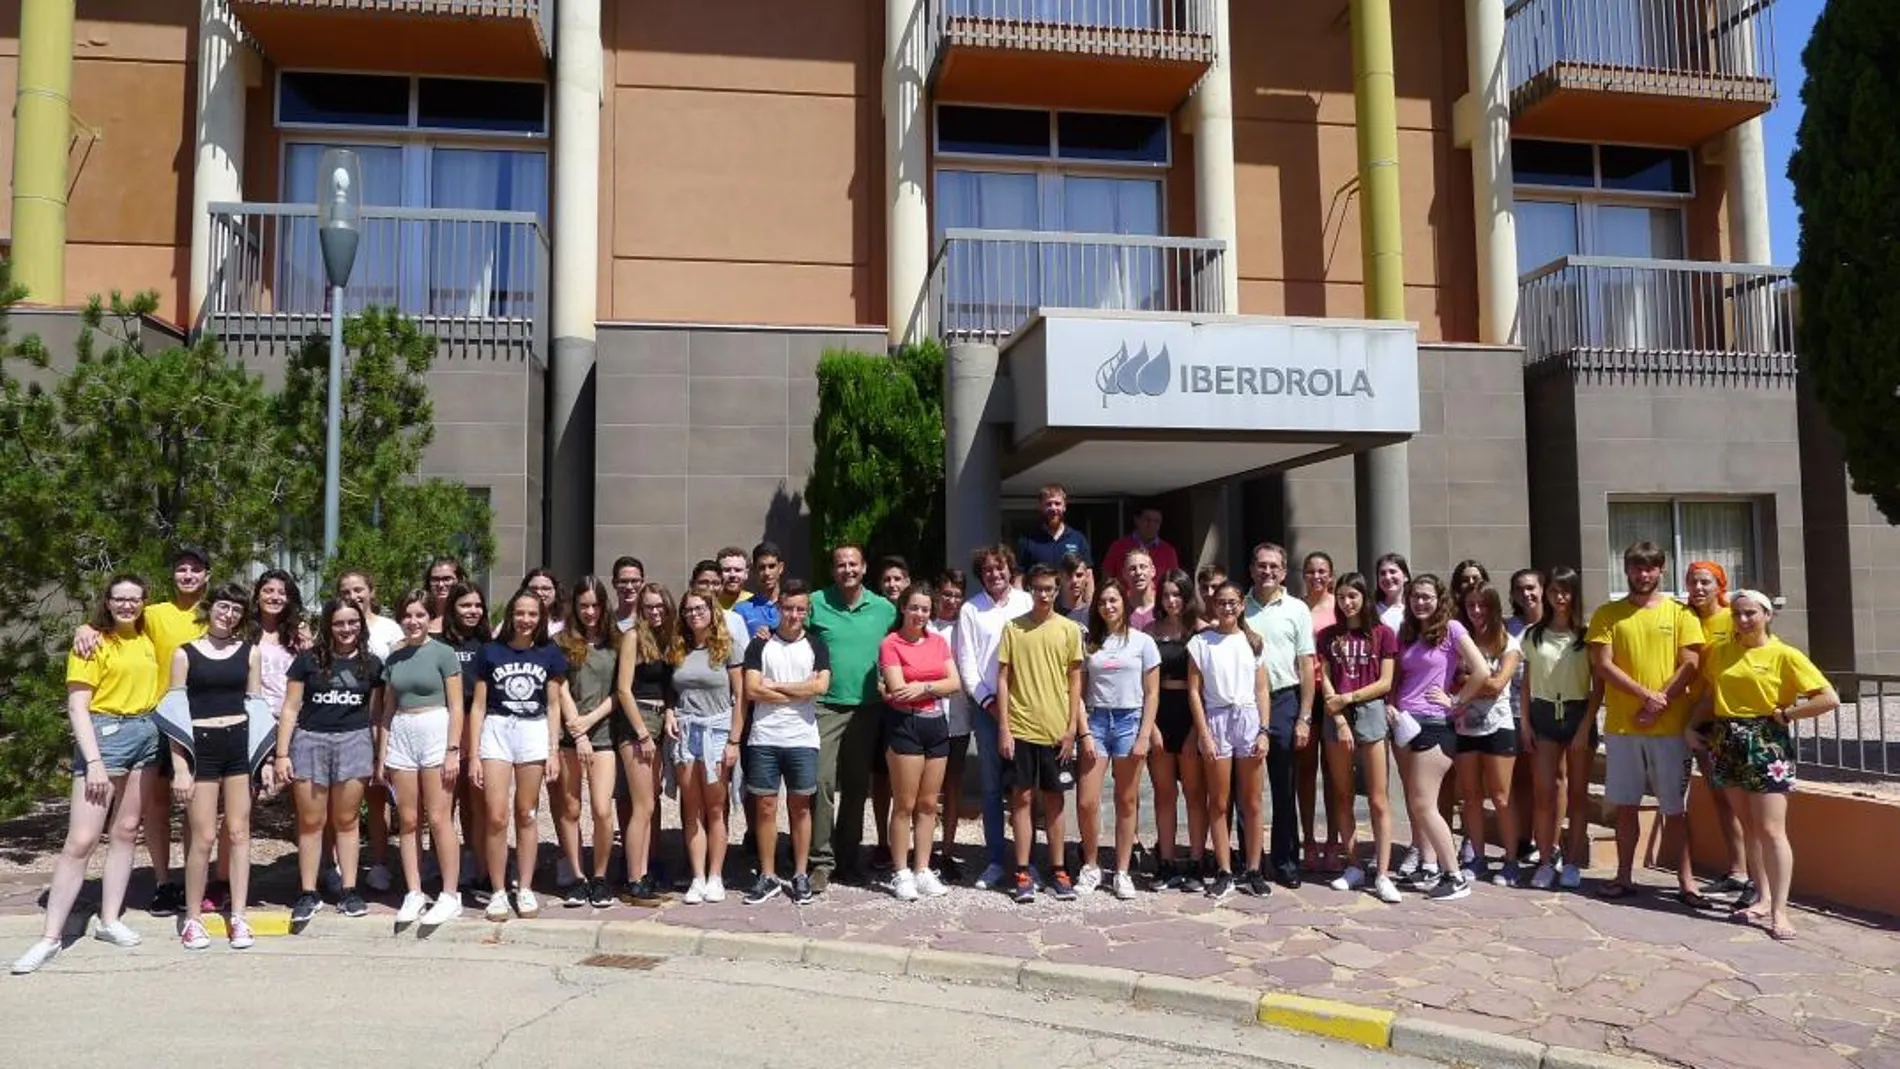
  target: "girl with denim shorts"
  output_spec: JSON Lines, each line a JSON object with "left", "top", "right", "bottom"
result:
{"left": 1077, "top": 582, "right": 1159, "bottom": 900}
{"left": 667, "top": 590, "right": 745, "bottom": 905}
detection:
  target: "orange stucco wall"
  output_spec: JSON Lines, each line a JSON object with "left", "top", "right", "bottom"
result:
{"left": 1687, "top": 775, "right": 1897, "bottom": 916}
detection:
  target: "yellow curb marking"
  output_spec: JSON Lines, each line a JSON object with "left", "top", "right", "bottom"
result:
{"left": 1257, "top": 992, "right": 1395, "bottom": 1048}
{"left": 201, "top": 913, "right": 293, "bottom": 938}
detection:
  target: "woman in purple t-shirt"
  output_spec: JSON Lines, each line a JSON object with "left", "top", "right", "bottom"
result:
{"left": 1390, "top": 575, "right": 1491, "bottom": 902}
{"left": 1314, "top": 573, "right": 1400, "bottom": 903}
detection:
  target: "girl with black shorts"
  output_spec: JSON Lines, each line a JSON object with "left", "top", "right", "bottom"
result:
{"left": 1145, "top": 569, "right": 1207, "bottom": 891}
{"left": 1519, "top": 566, "right": 1599, "bottom": 891}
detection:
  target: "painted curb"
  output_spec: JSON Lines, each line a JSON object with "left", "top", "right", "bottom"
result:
{"left": 200, "top": 913, "right": 293, "bottom": 938}
{"left": 1391, "top": 1017, "right": 1543, "bottom": 1069}
{"left": 1258, "top": 992, "right": 1396, "bottom": 1049}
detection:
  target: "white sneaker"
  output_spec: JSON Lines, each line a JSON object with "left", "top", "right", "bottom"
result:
{"left": 10, "top": 939, "right": 60, "bottom": 974}
{"left": 1112, "top": 871, "right": 1137, "bottom": 900}
{"left": 320, "top": 865, "right": 344, "bottom": 898}
{"left": 1559, "top": 863, "right": 1582, "bottom": 889}
{"left": 915, "top": 869, "right": 949, "bottom": 898}
{"left": 1330, "top": 865, "right": 1366, "bottom": 892}
{"left": 1458, "top": 838, "right": 1477, "bottom": 867}
{"left": 180, "top": 918, "right": 210, "bottom": 951}
{"left": 1397, "top": 845, "right": 1421, "bottom": 877}
{"left": 94, "top": 919, "right": 142, "bottom": 947}
{"left": 555, "top": 857, "right": 577, "bottom": 888}
{"left": 365, "top": 864, "right": 393, "bottom": 893}
{"left": 703, "top": 876, "right": 726, "bottom": 904}
{"left": 684, "top": 878, "right": 707, "bottom": 905}
{"left": 1075, "top": 864, "right": 1103, "bottom": 895}
{"left": 974, "top": 862, "right": 1008, "bottom": 890}
{"left": 484, "top": 894, "right": 511, "bottom": 921}
{"left": 395, "top": 891, "right": 429, "bottom": 925}
{"left": 1373, "top": 874, "right": 1402, "bottom": 904}
{"left": 892, "top": 869, "right": 920, "bottom": 901}
{"left": 515, "top": 889, "right": 541, "bottom": 917}
{"left": 421, "top": 893, "right": 463, "bottom": 926}
{"left": 1530, "top": 863, "right": 1557, "bottom": 890}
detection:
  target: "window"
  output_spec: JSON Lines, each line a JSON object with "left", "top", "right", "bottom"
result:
{"left": 1513, "top": 140, "right": 1692, "bottom": 196}
{"left": 935, "top": 105, "right": 1170, "bottom": 166}
{"left": 1607, "top": 498, "right": 1759, "bottom": 594}
{"left": 279, "top": 71, "right": 547, "bottom": 136}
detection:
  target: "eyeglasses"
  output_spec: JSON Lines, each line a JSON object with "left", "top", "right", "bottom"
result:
{"left": 682, "top": 605, "right": 712, "bottom": 616}
{"left": 210, "top": 602, "right": 244, "bottom": 615}
{"left": 107, "top": 596, "right": 145, "bottom": 606}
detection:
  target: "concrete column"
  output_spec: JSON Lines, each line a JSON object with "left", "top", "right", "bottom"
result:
{"left": 885, "top": 0, "right": 930, "bottom": 344}
{"left": 1190, "top": 0, "right": 1240, "bottom": 312}
{"left": 1464, "top": 0, "right": 1517, "bottom": 345}
{"left": 11, "top": 0, "right": 77, "bottom": 303}
{"left": 1351, "top": 0, "right": 1411, "bottom": 563}
{"left": 549, "top": 0, "right": 603, "bottom": 578}
{"left": 1725, "top": 117, "right": 1771, "bottom": 264}
{"left": 944, "top": 342, "right": 1001, "bottom": 568}
{"left": 1188, "top": 483, "right": 1237, "bottom": 576}
{"left": 188, "top": 1, "right": 249, "bottom": 325}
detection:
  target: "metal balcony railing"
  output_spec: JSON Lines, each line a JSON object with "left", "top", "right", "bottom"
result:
{"left": 1505, "top": 0, "right": 1777, "bottom": 110}
{"left": 1518, "top": 255, "right": 1794, "bottom": 374}
{"left": 926, "top": 0, "right": 1217, "bottom": 68}
{"left": 927, "top": 228, "right": 1227, "bottom": 341}
{"left": 204, "top": 202, "right": 548, "bottom": 356}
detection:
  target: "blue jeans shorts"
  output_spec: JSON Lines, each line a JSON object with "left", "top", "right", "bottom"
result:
{"left": 72, "top": 712, "right": 161, "bottom": 775}
{"left": 671, "top": 719, "right": 730, "bottom": 784}
{"left": 743, "top": 744, "right": 819, "bottom": 797}
{"left": 1087, "top": 706, "right": 1142, "bottom": 759}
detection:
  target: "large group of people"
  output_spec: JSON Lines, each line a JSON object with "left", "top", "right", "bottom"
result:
{"left": 11, "top": 485, "right": 1841, "bottom": 974}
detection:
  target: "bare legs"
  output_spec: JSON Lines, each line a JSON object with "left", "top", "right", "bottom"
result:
{"left": 888, "top": 751, "right": 946, "bottom": 875}
{"left": 483, "top": 760, "right": 546, "bottom": 896}
{"left": 616, "top": 741, "right": 660, "bottom": 888}
{"left": 39, "top": 770, "right": 148, "bottom": 943}
{"left": 184, "top": 774, "right": 251, "bottom": 927}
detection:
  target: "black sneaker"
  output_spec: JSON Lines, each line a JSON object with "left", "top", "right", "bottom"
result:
{"left": 588, "top": 879, "right": 615, "bottom": 909}
{"left": 790, "top": 873, "right": 814, "bottom": 904}
{"left": 1152, "top": 857, "right": 1177, "bottom": 891}
{"left": 1275, "top": 862, "right": 1303, "bottom": 890}
{"left": 1178, "top": 861, "right": 1206, "bottom": 894}
{"left": 1734, "top": 882, "right": 1761, "bottom": 910}
{"left": 1206, "top": 872, "right": 1236, "bottom": 902}
{"left": 743, "top": 874, "right": 783, "bottom": 906}
{"left": 339, "top": 889, "right": 369, "bottom": 917}
{"left": 290, "top": 891, "right": 322, "bottom": 925}
{"left": 149, "top": 882, "right": 184, "bottom": 917}
{"left": 562, "top": 880, "right": 587, "bottom": 908}
{"left": 936, "top": 854, "right": 965, "bottom": 883}
{"left": 1243, "top": 869, "right": 1274, "bottom": 897}
{"left": 1708, "top": 874, "right": 1751, "bottom": 896}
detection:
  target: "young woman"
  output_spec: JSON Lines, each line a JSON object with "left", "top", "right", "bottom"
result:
{"left": 879, "top": 583, "right": 963, "bottom": 901}
{"left": 1505, "top": 568, "right": 1544, "bottom": 867}
{"left": 1390, "top": 575, "right": 1492, "bottom": 901}
{"left": 1120, "top": 548, "right": 1159, "bottom": 632}
{"left": 1451, "top": 560, "right": 1490, "bottom": 603}
{"left": 1453, "top": 584, "right": 1524, "bottom": 885}
{"left": 1300, "top": 551, "right": 1337, "bottom": 874}
{"left": 1316, "top": 573, "right": 1401, "bottom": 903}
{"left": 1684, "top": 560, "right": 1750, "bottom": 902}
{"left": 1686, "top": 590, "right": 1837, "bottom": 941}
{"left": 929, "top": 570, "right": 972, "bottom": 880}
{"left": 1187, "top": 582, "right": 1271, "bottom": 901}
{"left": 668, "top": 589, "right": 745, "bottom": 904}
{"left": 1520, "top": 567, "right": 1598, "bottom": 891}
{"left": 555, "top": 577, "right": 619, "bottom": 909}
{"left": 424, "top": 557, "right": 467, "bottom": 635}
{"left": 377, "top": 589, "right": 465, "bottom": 925}
{"left": 1373, "top": 554, "right": 1411, "bottom": 632}
{"left": 612, "top": 583, "right": 673, "bottom": 903}
{"left": 1078, "top": 582, "right": 1159, "bottom": 900}
{"left": 169, "top": 583, "right": 266, "bottom": 951}
{"left": 524, "top": 567, "right": 566, "bottom": 637}
{"left": 1146, "top": 570, "right": 1208, "bottom": 892}
{"left": 12, "top": 577, "right": 163, "bottom": 974}
{"left": 248, "top": 570, "right": 307, "bottom": 721}
{"left": 470, "top": 589, "right": 567, "bottom": 920}
{"left": 441, "top": 582, "right": 492, "bottom": 896}
{"left": 275, "top": 598, "right": 385, "bottom": 925}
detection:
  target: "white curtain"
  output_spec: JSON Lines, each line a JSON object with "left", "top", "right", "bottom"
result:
{"left": 1679, "top": 501, "right": 1754, "bottom": 589}
{"left": 937, "top": 170, "right": 1040, "bottom": 332}
{"left": 1058, "top": 175, "right": 1161, "bottom": 311}
{"left": 1607, "top": 501, "right": 1673, "bottom": 591}
{"left": 282, "top": 144, "right": 403, "bottom": 315}
{"left": 430, "top": 149, "right": 547, "bottom": 317}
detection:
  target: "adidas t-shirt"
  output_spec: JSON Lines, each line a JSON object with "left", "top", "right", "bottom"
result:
{"left": 287, "top": 652, "right": 384, "bottom": 734}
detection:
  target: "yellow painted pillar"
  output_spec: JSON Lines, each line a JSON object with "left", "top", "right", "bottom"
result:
{"left": 10, "top": 0, "right": 78, "bottom": 302}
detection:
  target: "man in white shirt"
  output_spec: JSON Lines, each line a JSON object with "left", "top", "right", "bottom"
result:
{"left": 740, "top": 579, "right": 831, "bottom": 904}
{"left": 955, "top": 544, "right": 1033, "bottom": 890}
{"left": 1242, "top": 542, "right": 1316, "bottom": 889}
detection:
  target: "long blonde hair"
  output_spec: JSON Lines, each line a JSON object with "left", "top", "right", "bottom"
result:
{"left": 621, "top": 582, "right": 677, "bottom": 665}
{"left": 670, "top": 590, "right": 731, "bottom": 665}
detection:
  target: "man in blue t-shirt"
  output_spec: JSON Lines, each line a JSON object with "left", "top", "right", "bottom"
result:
{"left": 1015, "top": 483, "right": 1091, "bottom": 575}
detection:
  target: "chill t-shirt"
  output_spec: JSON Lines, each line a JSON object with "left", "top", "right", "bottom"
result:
{"left": 288, "top": 651, "right": 384, "bottom": 733}
{"left": 1316, "top": 623, "right": 1398, "bottom": 697}
{"left": 474, "top": 641, "right": 567, "bottom": 720}
{"left": 1084, "top": 629, "right": 1160, "bottom": 709}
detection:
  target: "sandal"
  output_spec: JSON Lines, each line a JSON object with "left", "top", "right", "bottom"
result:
{"left": 1770, "top": 924, "right": 1798, "bottom": 942}
{"left": 1597, "top": 882, "right": 1636, "bottom": 900}
{"left": 1676, "top": 890, "right": 1715, "bottom": 910}
{"left": 1730, "top": 907, "right": 1768, "bottom": 925}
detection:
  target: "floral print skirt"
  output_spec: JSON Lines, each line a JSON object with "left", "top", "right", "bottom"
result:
{"left": 1710, "top": 717, "right": 1796, "bottom": 794}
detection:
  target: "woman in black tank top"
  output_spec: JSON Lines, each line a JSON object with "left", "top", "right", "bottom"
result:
{"left": 1144, "top": 570, "right": 1209, "bottom": 892}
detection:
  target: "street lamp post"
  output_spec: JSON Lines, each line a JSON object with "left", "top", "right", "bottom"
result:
{"left": 316, "top": 149, "right": 361, "bottom": 562}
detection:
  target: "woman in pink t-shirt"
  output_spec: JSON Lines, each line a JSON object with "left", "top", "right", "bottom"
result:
{"left": 877, "top": 583, "right": 962, "bottom": 902}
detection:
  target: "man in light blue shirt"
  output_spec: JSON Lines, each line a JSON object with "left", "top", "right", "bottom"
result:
{"left": 1243, "top": 542, "right": 1315, "bottom": 888}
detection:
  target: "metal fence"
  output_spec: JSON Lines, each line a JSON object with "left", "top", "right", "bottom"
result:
{"left": 927, "top": 228, "right": 1227, "bottom": 341}
{"left": 1794, "top": 674, "right": 1900, "bottom": 783}
{"left": 235, "top": 0, "right": 543, "bottom": 15}
{"left": 1517, "top": 255, "right": 1794, "bottom": 372}
{"left": 1505, "top": 0, "right": 1777, "bottom": 107}
{"left": 927, "top": 0, "right": 1216, "bottom": 64}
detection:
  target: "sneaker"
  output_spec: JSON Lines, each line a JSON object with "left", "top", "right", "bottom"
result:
{"left": 683, "top": 878, "right": 707, "bottom": 905}
{"left": 1075, "top": 864, "right": 1103, "bottom": 895}
{"left": 516, "top": 888, "right": 542, "bottom": 917}
{"left": 10, "top": 939, "right": 60, "bottom": 975}
{"left": 396, "top": 891, "right": 429, "bottom": 925}
{"left": 808, "top": 869, "right": 830, "bottom": 895}
{"left": 1429, "top": 871, "right": 1473, "bottom": 902}
{"left": 1112, "top": 871, "right": 1137, "bottom": 901}
{"left": 1735, "top": 882, "right": 1762, "bottom": 910}
{"left": 1153, "top": 858, "right": 1180, "bottom": 891}
{"left": 1400, "top": 864, "right": 1441, "bottom": 891}
{"left": 339, "top": 890, "right": 368, "bottom": 918}
{"left": 1519, "top": 842, "right": 1541, "bottom": 867}
{"left": 1274, "top": 862, "right": 1303, "bottom": 890}
{"left": 149, "top": 882, "right": 184, "bottom": 917}
{"left": 485, "top": 893, "right": 511, "bottom": 921}
{"left": 1397, "top": 845, "right": 1421, "bottom": 878}
{"left": 1012, "top": 870, "right": 1036, "bottom": 904}
{"left": 1373, "top": 874, "right": 1403, "bottom": 904}
{"left": 1242, "top": 869, "right": 1274, "bottom": 897}
{"left": 1458, "top": 838, "right": 1477, "bottom": 868}
{"left": 1558, "top": 864, "right": 1582, "bottom": 890}
{"left": 421, "top": 893, "right": 463, "bottom": 926}
{"left": 1495, "top": 862, "right": 1521, "bottom": 888}
{"left": 365, "top": 863, "right": 393, "bottom": 893}
{"left": 95, "top": 919, "right": 142, "bottom": 947}
{"left": 563, "top": 880, "right": 588, "bottom": 908}
{"left": 555, "top": 857, "right": 577, "bottom": 889}
{"left": 937, "top": 854, "right": 965, "bottom": 882}
{"left": 201, "top": 880, "right": 229, "bottom": 914}
{"left": 1178, "top": 863, "right": 1206, "bottom": 894}
{"left": 915, "top": 869, "right": 949, "bottom": 898}
{"left": 1530, "top": 863, "right": 1557, "bottom": 890}
{"left": 1331, "top": 865, "right": 1366, "bottom": 892}
{"left": 703, "top": 876, "right": 725, "bottom": 904}
{"left": 588, "top": 879, "right": 615, "bottom": 909}
{"left": 790, "top": 874, "right": 815, "bottom": 903}
{"left": 1049, "top": 870, "right": 1077, "bottom": 901}
{"left": 319, "top": 866, "right": 344, "bottom": 899}
{"left": 975, "top": 862, "right": 1009, "bottom": 891}
{"left": 228, "top": 915, "right": 255, "bottom": 950}
{"left": 1708, "top": 873, "right": 1751, "bottom": 896}
{"left": 1206, "top": 872, "right": 1236, "bottom": 902}
{"left": 744, "top": 874, "right": 783, "bottom": 905}
{"left": 179, "top": 918, "right": 210, "bottom": 951}
{"left": 291, "top": 892, "right": 323, "bottom": 925}
{"left": 891, "top": 869, "right": 920, "bottom": 901}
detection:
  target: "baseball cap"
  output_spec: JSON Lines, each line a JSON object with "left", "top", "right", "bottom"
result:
{"left": 172, "top": 545, "right": 210, "bottom": 568}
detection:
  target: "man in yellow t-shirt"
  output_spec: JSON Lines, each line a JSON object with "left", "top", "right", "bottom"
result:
{"left": 995, "top": 564, "right": 1084, "bottom": 903}
{"left": 1586, "top": 541, "right": 1705, "bottom": 901}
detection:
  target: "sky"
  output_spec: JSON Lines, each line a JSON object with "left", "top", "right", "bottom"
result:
{"left": 1765, "top": 0, "right": 1824, "bottom": 264}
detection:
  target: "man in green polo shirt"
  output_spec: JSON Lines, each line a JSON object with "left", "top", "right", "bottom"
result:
{"left": 807, "top": 543, "right": 897, "bottom": 890}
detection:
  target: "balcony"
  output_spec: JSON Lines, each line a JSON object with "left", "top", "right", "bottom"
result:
{"left": 928, "top": 228, "right": 1227, "bottom": 342}
{"left": 925, "top": 0, "right": 1216, "bottom": 111}
{"left": 1518, "top": 256, "right": 1794, "bottom": 377}
{"left": 202, "top": 202, "right": 548, "bottom": 362}
{"left": 229, "top": 1, "right": 548, "bottom": 79}
{"left": 1505, "top": 0, "right": 1777, "bottom": 146}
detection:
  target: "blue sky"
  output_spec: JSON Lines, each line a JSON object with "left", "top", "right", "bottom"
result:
{"left": 1766, "top": 0, "right": 1823, "bottom": 264}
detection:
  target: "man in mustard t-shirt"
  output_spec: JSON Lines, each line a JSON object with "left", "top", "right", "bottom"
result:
{"left": 995, "top": 564, "right": 1084, "bottom": 905}
{"left": 1586, "top": 541, "right": 1705, "bottom": 902}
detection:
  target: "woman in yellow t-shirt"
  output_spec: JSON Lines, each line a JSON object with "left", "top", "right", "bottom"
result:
{"left": 1684, "top": 589, "right": 1837, "bottom": 942}
{"left": 1683, "top": 560, "right": 1749, "bottom": 901}
{"left": 11, "top": 575, "right": 163, "bottom": 975}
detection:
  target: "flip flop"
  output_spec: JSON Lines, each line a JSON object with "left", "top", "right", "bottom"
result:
{"left": 1730, "top": 907, "right": 1768, "bottom": 925}
{"left": 1597, "top": 882, "right": 1636, "bottom": 900}
{"left": 1676, "top": 890, "right": 1715, "bottom": 910}
{"left": 1770, "top": 925, "right": 1798, "bottom": 942}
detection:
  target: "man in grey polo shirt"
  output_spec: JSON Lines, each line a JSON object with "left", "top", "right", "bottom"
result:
{"left": 1243, "top": 541, "right": 1315, "bottom": 889}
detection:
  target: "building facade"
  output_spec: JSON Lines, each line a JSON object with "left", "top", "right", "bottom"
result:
{"left": 3, "top": 0, "right": 1896, "bottom": 670}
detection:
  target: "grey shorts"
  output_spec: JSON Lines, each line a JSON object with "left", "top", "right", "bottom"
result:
{"left": 1604, "top": 733, "right": 1690, "bottom": 816}
{"left": 72, "top": 713, "right": 161, "bottom": 775}
{"left": 289, "top": 727, "right": 374, "bottom": 786}
{"left": 1342, "top": 700, "right": 1389, "bottom": 744}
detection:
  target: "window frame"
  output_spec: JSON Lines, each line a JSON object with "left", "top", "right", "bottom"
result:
{"left": 1511, "top": 138, "right": 1695, "bottom": 200}
{"left": 275, "top": 69, "right": 550, "bottom": 141}
{"left": 1605, "top": 495, "right": 1762, "bottom": 598}
{"left": 1514, "top": 192, "right": 1688, "bottom": 274}
{"left": 932, "top": 103, "right": 1173, "bottom": 170}
{"left": 930, "top": 161, "right": 1170, "bottom": 240}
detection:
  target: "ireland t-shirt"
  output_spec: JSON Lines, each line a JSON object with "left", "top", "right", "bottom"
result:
{"left": 474, "top": 641, "right": 567, "bottom": 720}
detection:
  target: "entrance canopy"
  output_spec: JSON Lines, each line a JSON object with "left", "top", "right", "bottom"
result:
{"left": 999, "top": 310, "right": 1421, "bottom": 495}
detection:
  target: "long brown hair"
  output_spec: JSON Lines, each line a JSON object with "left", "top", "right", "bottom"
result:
{"left": 1458, "top": 583, "right": 1508, "bottom": 658}
{"left": 89, "top": 574, "right": 150, "bottom": 637}
{"left": 1397, "top": 575, "right": 1454, "bottom": 649}
{"left": 557, "top": 575, "right": 613, "bottom": 668}
{"left": 1212, "top": 581, "right": 1263, "bottom": 657}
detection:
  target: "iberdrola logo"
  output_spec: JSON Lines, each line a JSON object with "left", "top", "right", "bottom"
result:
{"left": 1095, "top": 343, "right": 1172, "bottom": 407}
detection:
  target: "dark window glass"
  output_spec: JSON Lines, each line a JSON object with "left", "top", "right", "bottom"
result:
{"left": 418, "top": 79, "right": 547, "bottom": 135}
{"left": 1599, "top": 144, "right": 1692, "bottom": 194}
{"left": 1511, "top": 139, "right": 1595, "bottom": 188}
{"left": 279, "top": 72, "right": 410, "bottom": 127}
{"left": 936, "top": 106, "right": 1051, "bottom": 158}
{"left": 1056, "top": 112, "right": 1168, "bottom": 163}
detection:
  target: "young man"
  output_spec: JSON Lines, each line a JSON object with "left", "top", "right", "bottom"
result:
{"left": 875, "top": 556, "right": 911, "bottom": 603}
{"left": 1587, "top": 541, "right": 1706, "bottom": 903}
{"left": 1196, "top": 565, "right": 1228, "bottom": 614}
{"left": 1016, "top": 484, "right": 1092, "bottom": 575}
{"left": 1243, "top": 542, "right": 1316, "bottom": 891}
{"left": 995, "top": 564, "right": 1086, "bottom": 903}
{"left": 736, "top": 541, "right": 785, "bottom": 641}
{"left": 1101, "top": 503, "right": 1180, "bottom": 582}
{"left": 806, "top": 544, "right": 898, "bottom": 889}
{"left": 1058, "top": 553, "right": 1094, "bottom": 626}
{"left": 610, "top": 556, "right": 646, "bottom": 634}
{"left": 741, "top": 579, "right": 831, "bottom": 903}
{"left": 955, "top": 544, "right": 1033, "bottom": 890}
